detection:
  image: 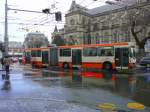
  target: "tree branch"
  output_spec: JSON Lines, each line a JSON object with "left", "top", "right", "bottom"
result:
{"left": 131, "top": 21, "right": 141, "bottom": 46}
{"left": 135, "top": 28, "right": 143, "bottom": 34}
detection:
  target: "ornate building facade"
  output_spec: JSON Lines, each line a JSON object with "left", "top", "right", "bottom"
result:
{"left": 64, "top": 0, "right": 150, "bottom": 45}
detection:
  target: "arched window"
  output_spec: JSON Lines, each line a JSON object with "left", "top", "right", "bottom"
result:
{"left": 70, "top": 19, "right": 75, "bottom": 25}
{"left": 87, "top": 34, "right": 91, "bottom": 44}
{"left": 93, "top": 23, "right": 99, "bottom": 31}
{"left": 82, "top": 17, "right": 86, "bottom": 25}
{"left": 95, "top": 33, "right": 99, "bottom": 44}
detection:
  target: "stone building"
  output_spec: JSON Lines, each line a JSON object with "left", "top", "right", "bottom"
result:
{"left": 64, "top": 0, "right": 150, "bottom": 45}
{"left": 51, "top": 26, "right": 66, "bottom": 46}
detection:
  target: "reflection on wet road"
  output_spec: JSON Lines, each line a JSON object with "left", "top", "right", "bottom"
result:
{"left": 0, "top": 64, "right": 150, "bottom": 112}
{"left": 37, "top": 68, "right": 150, "bottom": 111}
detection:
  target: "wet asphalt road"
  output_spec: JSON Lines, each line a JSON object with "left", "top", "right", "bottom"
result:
{"left": 0, "top": 63, "right": 150, "bottom": 112}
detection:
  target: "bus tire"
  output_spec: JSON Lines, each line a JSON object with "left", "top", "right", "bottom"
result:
{"left": 63, "top": 63, "right": 69, "bottom": 69}
{"left": 103, "top": 62, "right": 112, "bottom": 70}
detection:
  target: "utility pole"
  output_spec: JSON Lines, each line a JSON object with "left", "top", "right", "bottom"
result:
{"left": 3, "top": 1, "right": 62, "bottom": 56}
{"left": 4, "top": 0, "right": 8, "bottom": 56}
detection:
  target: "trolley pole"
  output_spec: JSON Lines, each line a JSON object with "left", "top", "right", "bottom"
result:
{"left": 4, "top": 0, "right": 8, "bottom": 56}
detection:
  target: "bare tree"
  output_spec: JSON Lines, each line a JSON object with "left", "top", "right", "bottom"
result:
{"left": 127, "top": 7, "right": 150, "bottom": 51}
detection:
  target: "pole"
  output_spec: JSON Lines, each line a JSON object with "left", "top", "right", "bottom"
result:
{"left": 4, "top": 0, "right": 8, "bottom": 56}
{"left": 8, "top": 8, "right": 53, "bottom": 14}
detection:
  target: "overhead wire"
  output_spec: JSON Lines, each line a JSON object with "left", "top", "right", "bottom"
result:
{"left": 25, "top": 14, "right": 46, "bottom": 22}
{"left": 84, "top": 1, "right": 95, "bottom": 8}
{"left": 81, "top": 0, "right": 106, "bottom": 8}
{"left": 3, "top": 0, "right": 86, "bottom": 35}
{"left": 79, "top": 0, "right": 87, "bottom": 4}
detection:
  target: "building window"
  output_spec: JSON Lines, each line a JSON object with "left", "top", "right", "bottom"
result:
{"left": 87, "top": 35, "right": 91, "bottom": 44}
{"left": 113, "top": 30, "right": 118, "bottom": 42}
{"left": 70, "top": 19, "right": 75, "bottom": 25}
{"left": 95, "top": 33, "right": 99, "bottom": 44}
{"left": 83, "top": 35, "right": 86, "bottom": 44}
{"left": 93, "top": 23, "right": 99, "bottom": 31}
{"left": 82, "top": 17, "right": 86, "bottom": 25}
{"left": 83, "top": 35, "right": 91, "bottom": 44}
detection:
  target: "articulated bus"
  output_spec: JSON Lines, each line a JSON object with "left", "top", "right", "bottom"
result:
{"left": 23, "top": 42, "right": 136, "bottom": 71}
{"left": 41, "top": 47, "right": 58, "bottom": 67}
{"left": 58, "top": 42, "right": 136, "bottom": 70}
{"left": 23, "top": 46, "right": 58, "bottom": 68}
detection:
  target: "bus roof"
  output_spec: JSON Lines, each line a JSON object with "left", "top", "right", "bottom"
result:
{"left": 24, "top": 47, "right": 48, "bottom": 50}
{"left": 58, "top": 42, "right": 133, "bottom": 48}
{"left": 24, "top": 42, "right": 136, "bottom": 50}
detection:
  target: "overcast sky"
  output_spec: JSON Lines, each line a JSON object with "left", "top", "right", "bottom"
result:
{"left": 0, "top": 0, "right": 111, "bottom": 43}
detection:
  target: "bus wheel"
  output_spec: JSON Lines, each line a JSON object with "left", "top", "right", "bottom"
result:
{"left": 63, "top": 63, "right": 69, "bottom": 69}
{"left": 103, "top": 62, "right": 112, "bottom": 70}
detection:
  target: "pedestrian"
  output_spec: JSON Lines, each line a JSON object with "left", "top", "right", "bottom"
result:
{"left": 3, "top": 55, "right": 12, "bottom": 75}
{"left": 1, "top": 57, "right": 4, "bottom": 70}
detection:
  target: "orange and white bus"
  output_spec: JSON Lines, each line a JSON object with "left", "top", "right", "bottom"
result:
{"left": 22, "top": 48, "right": 31, "bottom": 65}
{"left": 30, "top": 48, "right": 42, "bottom": 68}
{"left": 41, "top": 47, "right": 58, "bottom": 67}
{"left": 24, "top": 46, "right": 58, "bottom": 68}
{"left": 58, "top": 42, "right": 136, "bottom": 70}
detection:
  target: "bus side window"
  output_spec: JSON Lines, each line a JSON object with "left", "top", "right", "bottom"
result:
{"left": 98, "top": 48, "right": 105, "bottom": 56}
{"left": 60, "top": 48, "right": 71, "bottom": 57}
{"left": 83, "top": 48, "right": 97, "bottom": 56}
{"left": 107, "top": 51, "right": 111, "bottom": 56}
{"left": 101, "top": 50, "right": 105, "bottom": 56}
{"left": 106, "top": 50, "right": 113, "bottom": 56}
{"left": 37, "top": 50, "right": 41, "bottom": 57}
{"left": 91, "top": 48, "right": 97, "bottom": 56}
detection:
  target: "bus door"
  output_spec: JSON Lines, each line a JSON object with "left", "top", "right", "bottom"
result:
{"left": 42, "top": 50, "right": 49, "bottom": 65}
{"left": 50, "top": 48, "right": 58, "bottom": 66}
{"left": 72, "top": 49, "right": 82, "bottom": 67}
{"left": 115, "top": 47, "right": 129, "bottom": 69}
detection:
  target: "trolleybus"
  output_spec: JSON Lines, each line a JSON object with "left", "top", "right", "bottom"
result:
{"left": 23, "top": 42, "right": 136, "bottom": 71}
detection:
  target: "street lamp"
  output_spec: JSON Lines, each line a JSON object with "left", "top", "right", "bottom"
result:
{"left": 3, "top": 0, "right": 62, "bottom": 56}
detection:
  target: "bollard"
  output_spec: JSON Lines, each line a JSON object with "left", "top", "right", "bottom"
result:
{"left": 2, "top": 74, "right": 5, "bottom": 80}
{"left": 5, "top": 74, "right": 10, "bottom": 80}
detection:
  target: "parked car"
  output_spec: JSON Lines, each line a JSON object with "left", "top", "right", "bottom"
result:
{"left": 11, "top": 57, "right": 18, "bottom": 63}
{"left": 139, "top": 53, "right": 150, "bottom": 67}
{"left": 18, "top": 57, "right": 22, "bottom": 64}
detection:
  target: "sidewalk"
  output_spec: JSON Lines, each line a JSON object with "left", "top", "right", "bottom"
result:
{"left": 0, "top": 98, "right": 99, "bottom": 112}
{"left": 0, "top": 64, "right": 99, "bottom": 112}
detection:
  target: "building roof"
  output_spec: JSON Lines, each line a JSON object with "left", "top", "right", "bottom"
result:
{"left": 87, "top": 4, "right": 123, "bottom": 15}
{"left": 69, "top": 0, "right": 88, "bottom": 12}
{"left": 68, "top": 0, "right": 136, "bottom": 16}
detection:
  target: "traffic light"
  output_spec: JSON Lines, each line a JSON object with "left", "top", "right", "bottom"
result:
{"left": 55, "top": 12, "right": 62, "bottom": 21}
{"left": 42, "top": 8, "right": 50, "bottom": 14}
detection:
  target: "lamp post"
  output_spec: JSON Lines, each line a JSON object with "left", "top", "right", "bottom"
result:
{"left": 3, "top": 0, "right": 62, "bottom": 57}
{"left": 4, "top": 0, "right": 8, "bottom": 56}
